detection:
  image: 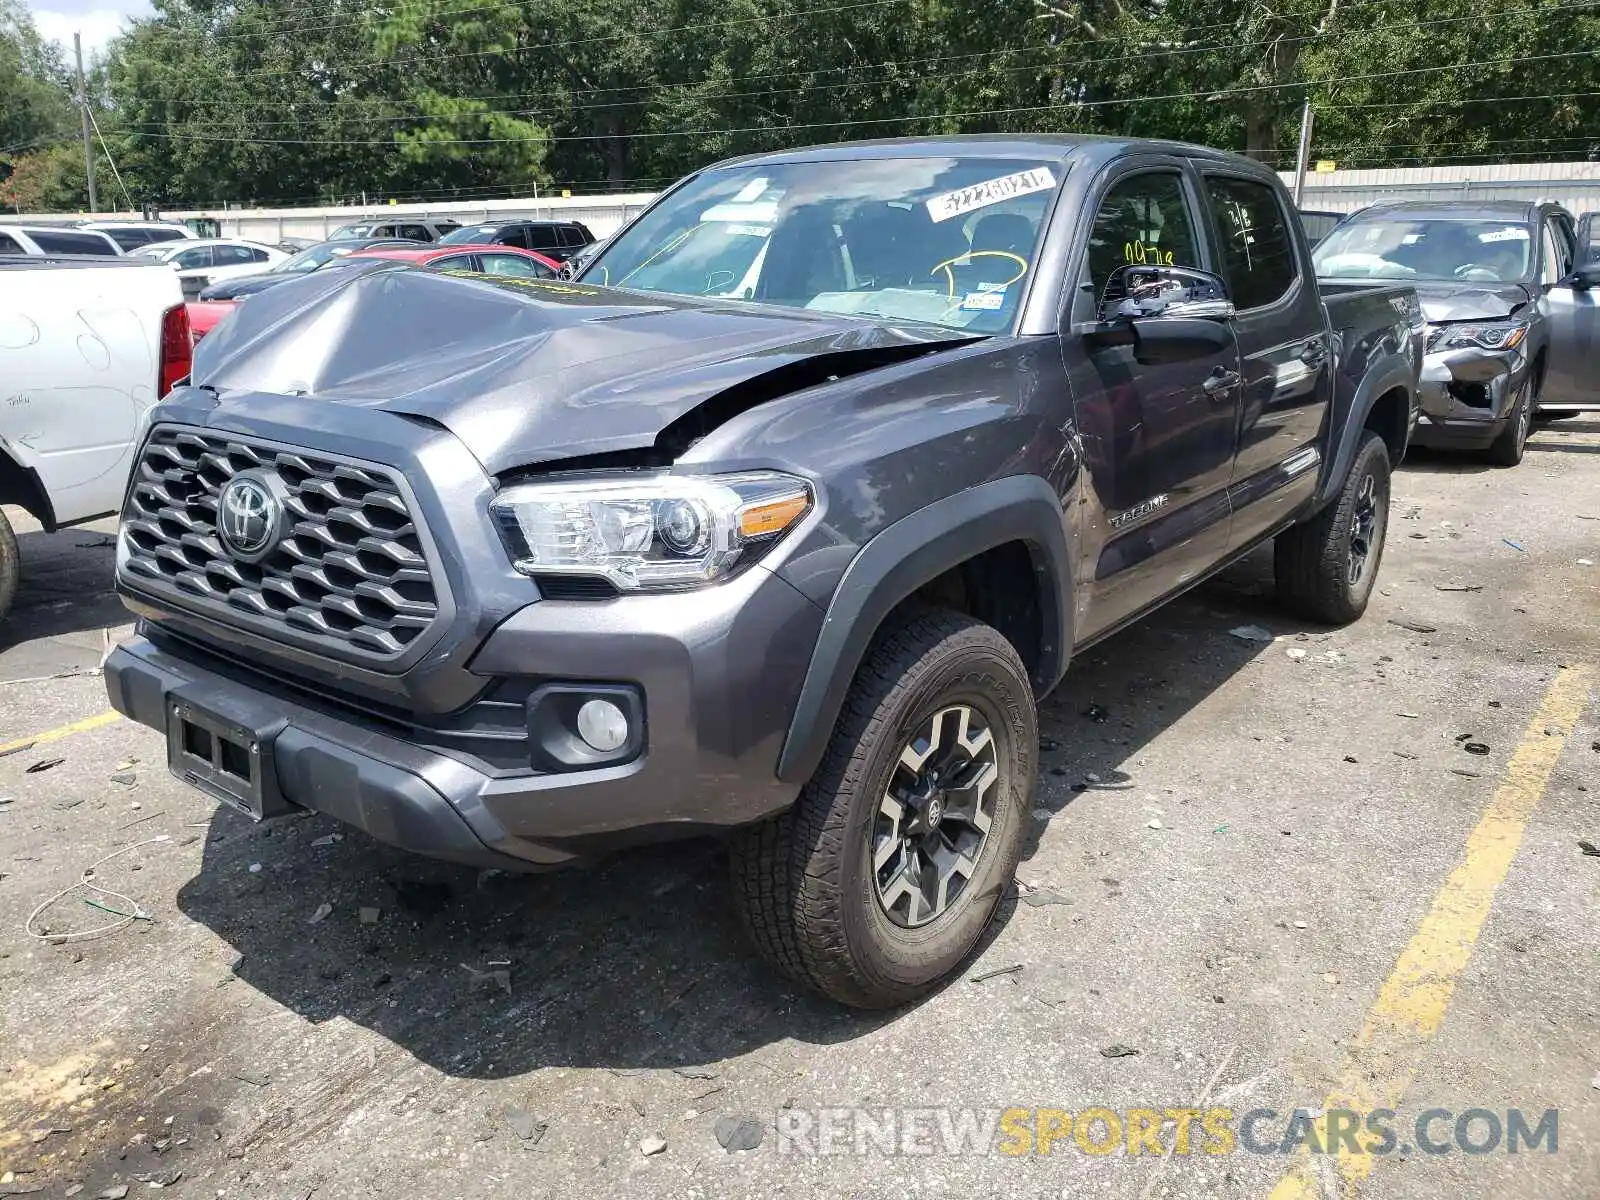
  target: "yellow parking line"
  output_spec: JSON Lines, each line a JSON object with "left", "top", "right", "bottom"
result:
{"left": 0, "top": 710, "right": 123, "bottom": 758}
{"left": 1268, "top": 664, "right": 1594, "bottom": 1199}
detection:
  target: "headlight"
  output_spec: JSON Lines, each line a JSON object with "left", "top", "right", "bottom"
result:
{"left": 1430, "top": 321, "right": 1528, "bottom": 352}
{"left": 491, "top": 471, "right": 812, "bottom": 592}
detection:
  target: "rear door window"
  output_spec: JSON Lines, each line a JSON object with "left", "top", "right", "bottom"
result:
{"left": 103, "top": 228, "right": 152, "bottom": 250}
{"left": 0, "top": 232, "right": 23, "bottom": 254}
{"left": 399, "top": 224, "right": 432, "bottom": 241}
{"left": 528, "top": 225, "right": 563, "bottom": 251}
{"left": 1204, "top": 176, "right": 1300, "bottom": 310}
{"left": 29, "top": 229, "right": 120, "bottom": 255}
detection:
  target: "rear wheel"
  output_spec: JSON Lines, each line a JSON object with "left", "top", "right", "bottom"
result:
{"left": 0, "top": 508, "right": 18, "bottom": 626}
{"left": 730, "top": 608, "right": 1035, "bottom": 1008}
{"left": 1275, "top": 431, "right": 1391, "bottom": 624}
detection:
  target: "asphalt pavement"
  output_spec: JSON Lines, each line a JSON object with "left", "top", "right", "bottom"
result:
{"left": 2, "top": 419, "right": 1598, "bottom": 1200}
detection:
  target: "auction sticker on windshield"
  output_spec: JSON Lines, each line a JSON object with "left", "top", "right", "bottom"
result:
{"left": 926, "top": 168, "right": 1058, "bottom": 223}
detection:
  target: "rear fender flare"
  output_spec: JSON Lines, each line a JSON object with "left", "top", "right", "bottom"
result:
{"left": 1313, "top": 357, "right": 1415, "bottom": 510}
{"left": 775, "top": 475, "right": 1073, "bottom": 784}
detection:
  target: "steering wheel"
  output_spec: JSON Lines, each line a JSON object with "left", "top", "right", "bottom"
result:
{"left": 930, "top": 250, "right": 1030, "bottom": 300}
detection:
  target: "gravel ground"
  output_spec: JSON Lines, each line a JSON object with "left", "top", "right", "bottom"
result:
{"left": 2, "top": 419, "right": 1598, "bottom": 1200}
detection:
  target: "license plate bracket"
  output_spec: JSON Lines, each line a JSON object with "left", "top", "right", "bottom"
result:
{"left": 166, "top": 693, "right": 291, "bottom": 821}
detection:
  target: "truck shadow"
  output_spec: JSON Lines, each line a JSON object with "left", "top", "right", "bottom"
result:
{"left": 172, "top": 543, "right": 1288, "bottom": 1080}
{"left": 0, "top": 522, "right": 127, "bottom": 658}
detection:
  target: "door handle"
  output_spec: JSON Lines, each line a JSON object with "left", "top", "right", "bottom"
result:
{"left": 1298, "top": 340, "right": 1328, "bottom": 368}
{"left": 1203, "top": 367, "right": 1241, "bottom": 397}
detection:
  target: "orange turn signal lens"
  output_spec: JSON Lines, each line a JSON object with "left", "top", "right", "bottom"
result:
{"left": 738, "top": 491, "right": 811, "bottom": 539}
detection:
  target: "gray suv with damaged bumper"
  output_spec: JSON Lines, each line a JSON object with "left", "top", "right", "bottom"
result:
{"left": 107, "top": 135, "right": 1422, "bottom": 1008}
{"left": 1315, "top": 199, "right": 1599, "bottom": 466}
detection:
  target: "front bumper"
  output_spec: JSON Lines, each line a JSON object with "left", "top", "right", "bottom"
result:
{"left": 106, "top": 564, "right": 823, "bottom": 869}
{"left": 1411, "top": 344, "right": 1529, "bottom": 451}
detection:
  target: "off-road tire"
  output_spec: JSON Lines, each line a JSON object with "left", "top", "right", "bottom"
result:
{"left": 730, "top": 608, "right": 1036, "bottom": 1008}
{"left": 0, "top": 508, "right": 18, "bottom": 626}
{"left": 1486, "top": 376, "right": 1534, "bottom": 467}
{"left": 1274, "top": 431, "right": 1391, "bottom": 624}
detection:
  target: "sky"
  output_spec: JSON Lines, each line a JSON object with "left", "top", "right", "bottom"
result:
{"left": 25, "top": 0, "right": 152, "bottom": 61}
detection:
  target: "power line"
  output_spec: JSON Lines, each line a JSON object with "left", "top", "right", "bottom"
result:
{"left": 108, "top": 2, "right": 1598, "bottom": 131}
{"left": 108, "top": 50, "right": 1599, "bottom": 147}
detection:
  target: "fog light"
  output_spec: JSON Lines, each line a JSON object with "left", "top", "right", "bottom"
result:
{"left": 576, "top": 699, "right": 629, "bottom": 753}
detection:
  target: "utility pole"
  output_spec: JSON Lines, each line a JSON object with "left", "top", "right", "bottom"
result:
{"left": 74, "top": 32, "right": 98, "bottom": 213}
{"left": 1292, "top": 100, "right": 1314, "bottom": 207}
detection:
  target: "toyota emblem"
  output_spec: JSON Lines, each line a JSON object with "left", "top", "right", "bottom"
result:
{"left": 217, "top": 473, "right": 282, "bottom": 561}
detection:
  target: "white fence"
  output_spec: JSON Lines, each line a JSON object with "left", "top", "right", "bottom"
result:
{"left": 10, "top": 162, "right": 1598, "bottom": 241}
{"left": 1284, "top": 162, "right": 1600, "bottom": 215}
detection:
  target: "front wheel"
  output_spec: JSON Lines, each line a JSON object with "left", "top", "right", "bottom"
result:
{"left": 730, "top": 609, "right": 1036, "bottom": 1008}
{"left": 1274, "top": 431, "right": 1391, "bottom": 624}
{"left": 1486, "top": 376, "right": 1534, "bottom": 467}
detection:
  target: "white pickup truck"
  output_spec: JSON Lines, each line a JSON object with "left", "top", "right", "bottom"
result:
{"left": 0, "top": 256, "right": 189, "bottom": 622}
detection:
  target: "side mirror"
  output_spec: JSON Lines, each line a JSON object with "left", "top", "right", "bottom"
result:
{"left": 1561, "top": 262, "right": 1600, "bottom": 290}
{"left": 1085, "top": 264, "right": 1236, "bottom": 362}
{"left": 1098, "top": 264, "right": 1235, "bottom": 323}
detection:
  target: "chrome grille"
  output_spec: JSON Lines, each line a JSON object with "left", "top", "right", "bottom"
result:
{"left": 121, "top": 426, "right": 441, "bottom": 659}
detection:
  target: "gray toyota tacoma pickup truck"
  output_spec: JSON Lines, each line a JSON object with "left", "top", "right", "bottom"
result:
{"left": 105, "top": 136, "right": 1423, "bottom": 1007}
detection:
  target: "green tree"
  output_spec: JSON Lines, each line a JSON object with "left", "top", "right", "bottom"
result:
{"left": 1, "top": 0, "right": 75, "bottom": 158}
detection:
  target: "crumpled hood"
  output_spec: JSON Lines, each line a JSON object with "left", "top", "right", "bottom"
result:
{"left": 1411, "top": 280, "right": 1533, "bottom": 324}
{"left": 191, "top": 264, "right": 968, "bottom": 474}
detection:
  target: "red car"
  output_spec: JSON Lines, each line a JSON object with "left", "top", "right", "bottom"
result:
{"left": 185, "top": 244, "right": 561, "bottom": 344}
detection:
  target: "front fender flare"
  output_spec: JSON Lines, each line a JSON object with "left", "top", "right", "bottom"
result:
{"left": 775, "top": 475, "right": 1072, "bottom": 784}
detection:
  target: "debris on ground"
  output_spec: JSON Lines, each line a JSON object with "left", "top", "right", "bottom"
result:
{"left": 26, "top": 757, "right": 65, "bottom": 774}
{"left": 1322, "top": 973, "right": 1339, "bottom": 985}
{"left": 1434, "top": 583, "right": 1483, "bottom": 592}
{"left": 1081, "top": 703, "right": 1109, "bottom": 723}
{"left": 131, "top": 1170, "right": 181, "bottom": 1188}
{"left": 358, "top": 906, "right": 381, "bottom": 925}
{"left": 311, "top": 833, "right": 344, "bottom": 848}
{"left": 639, "top": 1134, "right": 668, "bottom": 1156}
{"left": 1146, "top": 817, "right": 1164, "bottom": 830}
{"left": 1343, "top": 755, "right": 1358, "bottom": 764}
{"left": 1503, "top": 539, "right": 1527, "bottom": 552}
{"left": 1451, "top": 769, "right": 1482, "bottom": 779}
{"left": 506, "top": 1108, "right": 548, "bottom": 1147}
{"left": 461, "top": 962, "right": 512, "bottom": 996}
{"left": 970, "top": 963, "right": 1024, "bottom": 984}
{"left": 714, "top": 1115, "right": 765, "bottom": 1152}
{"left": 0, "top": 740, "right": 36, "bottom": 759}
{"left": 97, "top": 1187, "right": 130, "bottom": 1200}
{"left": 1229, "top": 624, "right": 1273, "bottom": 643}
{"left": 1286, "top": 648, "right": 1308, "bottom": 660}
{"left": 234, "top": 1070, "right": 269, "bottom": 1088}
{"left": 672, "top": 1067, "right": 717, "bottom": 1080}
{"left": 1022, "top": 888, "right": 1071, "bottom": 907}
{"left": 108, "top": 771, "right": 136, "bottom": 786}
{"left": 1388, "top": 618, "right": 1438, "bottom": 634}
{"left": 1100, "top": 1044, "right": 1139, "bottom": 1058}
{"left": 1464, "top": 742, "right": 1490, "bottom": 756}
{"left": 1579, "top": 841, "right": 1600, "bottom": 858}
{"left": 1038, "top": 736, "right": 1062, "bottom": 752}
{"left": 247, "top": 863, "right": 262, "bottom": 874}
{"left": 308, "top": 902, "right": 333, "bottom": 925}
{"left": 1293, "top": 920, "right": 1308, "bottom": 929}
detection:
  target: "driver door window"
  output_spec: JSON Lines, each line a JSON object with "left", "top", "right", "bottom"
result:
{"left": 1541, "top": 221, "right": 1570, "bottom": 286}
{"left": 1082, "top": 172, "right": 1202, "bottom": 316}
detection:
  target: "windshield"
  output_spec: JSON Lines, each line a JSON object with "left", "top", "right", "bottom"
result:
{"left": 329, "top": 223, "right": 376, "bottom": 239}
{"left": 439, "top": 225, "right": 497, "bottom": 244}
{"left": 582, "top": 157, "right": 1064, "bottom": 332}
{"left": 1314, "top": 218, "right": 1533, "bottom": 283}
